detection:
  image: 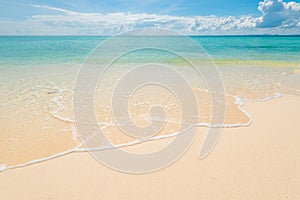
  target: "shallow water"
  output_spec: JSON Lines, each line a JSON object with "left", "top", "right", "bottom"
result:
{"left": 0, "top": 36, "right": 299, "bottom": 171}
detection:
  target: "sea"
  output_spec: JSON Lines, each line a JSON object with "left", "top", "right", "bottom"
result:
{"left": 0, "top": 35, "right": 299, "bottom": 171}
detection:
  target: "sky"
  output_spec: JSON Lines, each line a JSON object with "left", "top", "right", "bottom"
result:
{"left": 0, "top": 0, "right": 299, "bottom": 35}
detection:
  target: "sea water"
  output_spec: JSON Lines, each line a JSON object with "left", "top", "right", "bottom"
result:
{"left": 0, "top": 36, "right": 299, "bottom": 171}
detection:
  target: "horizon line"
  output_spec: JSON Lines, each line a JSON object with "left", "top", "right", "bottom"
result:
{"left": 0, "top": 34, "right": 300, "bottom": 37}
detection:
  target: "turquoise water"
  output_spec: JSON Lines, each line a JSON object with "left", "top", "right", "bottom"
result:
{"left": 0, "top": 36, "right": 299, "bottom": 65}
{"left": 0, "top": 35, "right": 300, "bottom": 170}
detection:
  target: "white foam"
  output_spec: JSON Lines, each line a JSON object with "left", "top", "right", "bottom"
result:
{"left": 0, "top": 164, "right": 7, "bottom": 172}
{"left": 49, "top": 87, "right": 74, "bottom": 123}
{"left": 50, "top": 112, "right": 75, "bottom": 123}
{"left": 3, "top": 148, "right": 79, "bottom": 172}
{"left": 71, "top": 126, "right": 78, "bottom": 141}
{"left": 235, "top": 96, "right": 244, "bottom": 106}
{"left": 1, "top": 93, "right": 287, "bottom": 173}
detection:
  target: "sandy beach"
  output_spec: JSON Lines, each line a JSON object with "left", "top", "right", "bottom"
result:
{"left": 1, "top": 0, "right": 300, "bottom": 199}
{"left": 0, "top": 95, "right": 299, "bottom": 200}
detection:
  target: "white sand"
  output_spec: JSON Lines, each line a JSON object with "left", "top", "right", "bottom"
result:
{"left": 0, "top": 95, "right": 299, "bottom": 199}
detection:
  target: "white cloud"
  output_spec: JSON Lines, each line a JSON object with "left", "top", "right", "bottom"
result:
{"left": 256, "top": 0, "right": 300, "bottom": 28}
{"left": 0, "top": 1, "right": 299, "bottom": 35}
{"left": 26, "top": 5, "right": 259, "bottom": 35}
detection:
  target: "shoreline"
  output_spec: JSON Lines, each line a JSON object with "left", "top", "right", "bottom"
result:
{"left": 1, "top": 61, "right": 298, "bottom": 170}
{"left": 0, "top": 91, "right": 257, "bottom": 173}
{"left": 0, "top": 95, "right": 299, "bottom": 199}
{"left": 0, "top": 92, "right": 294, "bottom": 173}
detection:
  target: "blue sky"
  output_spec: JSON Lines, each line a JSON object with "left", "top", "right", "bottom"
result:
{"left": 0, "top": 0, "right": 299, "bottom": 35}
{"left": 0, "top": 0, "right": 263, "bottom": 17}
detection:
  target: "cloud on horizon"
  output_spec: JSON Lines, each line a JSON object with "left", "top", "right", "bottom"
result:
{"left": 256, "top": 0, "right": 300, "bottom": 28}
{"left": 0, "top": 0, "right": 299, "bottom": 35}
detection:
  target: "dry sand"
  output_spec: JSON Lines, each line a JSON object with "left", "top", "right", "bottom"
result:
{"left": 0, "top": 95, "right": 299, "bottom": 200}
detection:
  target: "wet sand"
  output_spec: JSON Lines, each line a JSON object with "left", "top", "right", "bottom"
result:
{"left": 0, "top": 95, "right": 299, "bottom": 199}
